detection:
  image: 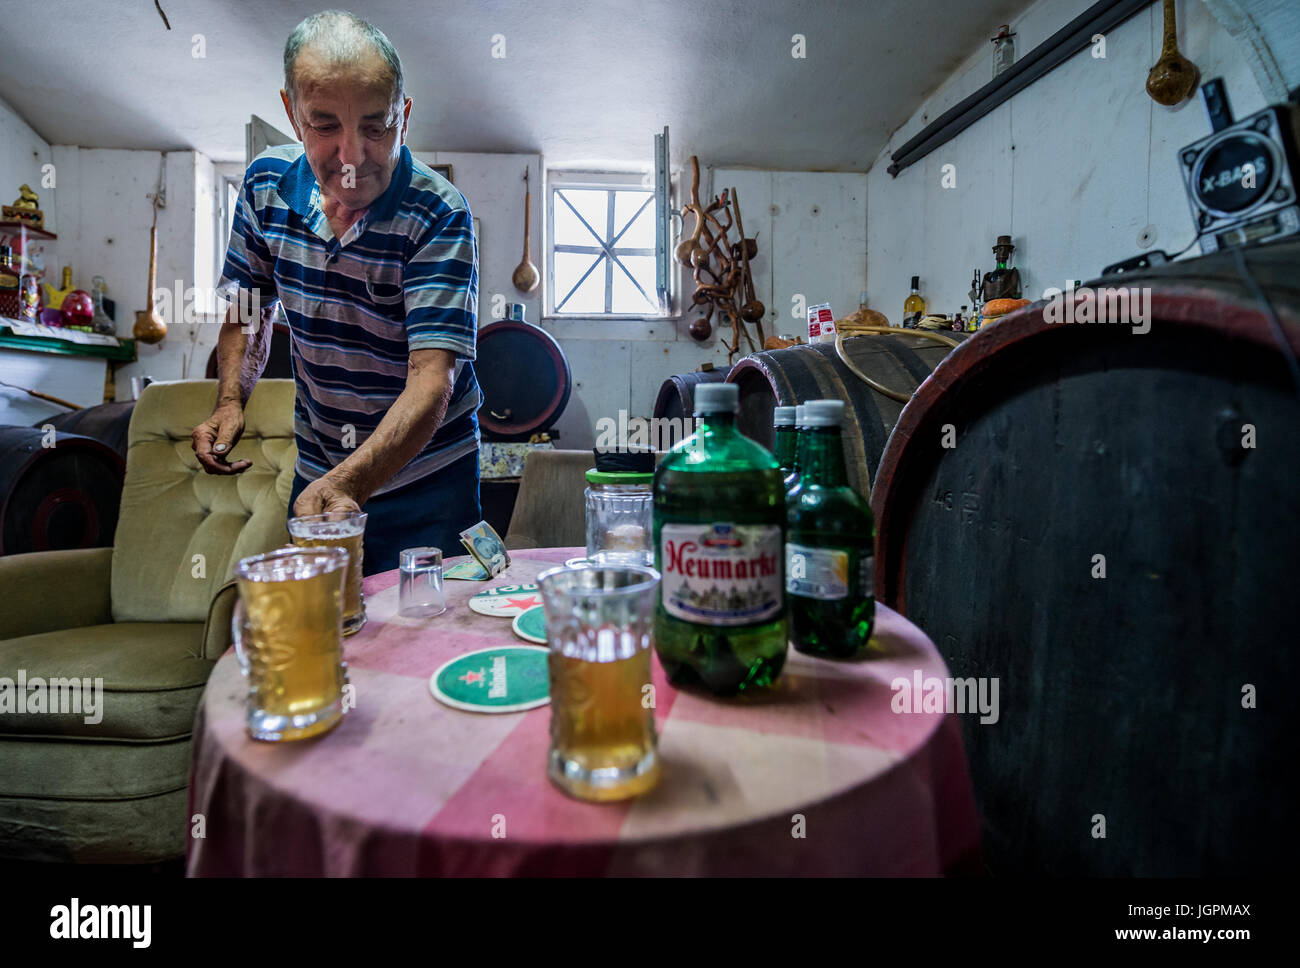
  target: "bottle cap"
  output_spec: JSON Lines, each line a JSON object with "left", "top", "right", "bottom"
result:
{"left": 773, "top": 406, "right": 797, "bottom": 427}
{"left": 586, "top": 468, "right": 655, "bottom": 486}
{"left": 592, "top": 447, "right": 656, "bottom": 473}
{"left": 910, "top": 275, "right": 920, "bottom": 290}
{"left": 803, "top": 399, "right": 844, "bottom": 427}
{"left": 795, "top": 404, "right": 807, "bottom": 426}
{"left": 693, "top": 382, "right": 738, "bottom": 414}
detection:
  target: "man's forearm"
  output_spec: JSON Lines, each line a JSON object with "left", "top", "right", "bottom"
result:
{"left": 328, "top": 363, "right": 454, "bottom": 505}
{"left": 216, "top": 300, "right": 272, "bottom": 407}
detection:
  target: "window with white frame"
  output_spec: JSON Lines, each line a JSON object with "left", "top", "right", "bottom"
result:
{"left": 547, "top": 171, "right": 667, "bottom": 317}
{"left": 217, "top": 174, "right": 242, "bottom": 286}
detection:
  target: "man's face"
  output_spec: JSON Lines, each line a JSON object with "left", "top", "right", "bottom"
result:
{"left": 281, "top": 47, "right": 411, "bottom": 211}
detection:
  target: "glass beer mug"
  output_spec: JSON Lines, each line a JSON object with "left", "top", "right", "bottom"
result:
{"left": 231, "top": 547, "right": 350, "bottom": 741}
{"left": 536, "top": 563, "right": 662, "bottom": 801}
{"left": 287, "top": 511, "right": 368, "bottom": 635}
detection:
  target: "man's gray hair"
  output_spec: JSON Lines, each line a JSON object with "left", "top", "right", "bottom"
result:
{"left": 284, "top": 10, "right": 404, "bottom": 109}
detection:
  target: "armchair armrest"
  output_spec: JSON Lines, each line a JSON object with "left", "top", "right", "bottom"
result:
{"left": 0, "top": 548, "right": 113, "bottom": 640}
{"left": 201, "top": 580, "right": 238, "bottom": 661}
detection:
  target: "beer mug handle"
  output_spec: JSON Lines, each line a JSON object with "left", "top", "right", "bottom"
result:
{"left": 230, "top": 599, "right": 250, "bottom": 676}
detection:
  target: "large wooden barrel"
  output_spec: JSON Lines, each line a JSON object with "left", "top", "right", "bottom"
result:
{"left": 476, "top": 321, "right": 572, "bottom": 441}
{"left": 728, "top": 332, "right": 966, "bottom": 496}
{"left": 36, "top": 401, "right": 135, "bottom": 460}
{"left": 0, "top": 427, "right": 126, "bottom": 555}
{"left": 652, "top": 366, "right": 732, "bottom": 423}
{"left": 871, "top": 242, "right": 1300, "bottom": 876}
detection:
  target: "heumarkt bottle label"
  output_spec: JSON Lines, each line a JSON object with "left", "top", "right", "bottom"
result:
{"left": 661, "top": 523, "right": 783, "bottom": 627}
{"left": 786, "top": 543, "right": 849, "bottom": 600}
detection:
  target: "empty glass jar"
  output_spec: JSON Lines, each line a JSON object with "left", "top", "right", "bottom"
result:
{"left": 584, "top": 469, "right": 654, "bottom": 568}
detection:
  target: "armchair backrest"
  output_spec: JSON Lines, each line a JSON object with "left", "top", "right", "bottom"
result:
{"left": 504, "top": 449, "right": 591, "bottom": 550}
{"left": 111, "top": 380, "right": 297, "bottom": 623}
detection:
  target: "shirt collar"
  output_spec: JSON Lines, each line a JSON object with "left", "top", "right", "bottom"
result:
{"left": 276, "top": 144, "right": 413, "bottom": 225}
{"left": 367, "top": 145, "right": 413, "bottom": 223}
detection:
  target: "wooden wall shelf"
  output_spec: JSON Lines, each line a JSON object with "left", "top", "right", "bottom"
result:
{"left": 0, "top": 324, "right": 135, "bottom": 362}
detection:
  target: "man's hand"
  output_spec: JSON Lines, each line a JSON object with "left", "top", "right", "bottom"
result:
{"left": 293, "top": 475, "right": 363, "bottom": 517}
{"left": 192, "top": 401, "right": 253, "bottom": 475}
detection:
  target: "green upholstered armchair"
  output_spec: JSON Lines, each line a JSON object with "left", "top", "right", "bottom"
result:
{"left": 0, "top": 379, "right": 297, "bottom": 863}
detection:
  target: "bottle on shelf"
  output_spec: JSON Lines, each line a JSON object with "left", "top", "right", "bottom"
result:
{"left": 992, "top": 24, "right": 1016, "bottom": 78}
{"left": 954, "top": 306, "right": 967, "bottom": 332}
{"left": 785, "top": 400, "right": 875, "bottom": 658}
{"left": 0, "top": 245, "right": 18, "bottom": 319}
{"left": 18, "top": 270, "right": 40, "bottom": 322}
{"left": 45, "top": 265, "right": 74, "bottom": 309}
{"left": 653, "top": 382, "right": 788, "bottom": 695}
{"left": 903, "top": 276, "right": 925, "bottom": 329}
{"left": 90, "top": 275, "right": 115, "bottom": 336}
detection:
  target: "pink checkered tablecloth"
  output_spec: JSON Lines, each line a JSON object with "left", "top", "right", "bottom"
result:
{"left": 186, "top": 547, "right": 981, "bottom": 876}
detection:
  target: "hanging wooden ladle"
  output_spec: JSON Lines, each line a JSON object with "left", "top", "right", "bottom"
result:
{"left": 512, "top": 167, "right": 540, "bottom": 293}
{"left": 1146, "top": 0, "right": 1199, "bottom": 106}
{"left": 133, "top": 196, "right": 166, "bottom": 344}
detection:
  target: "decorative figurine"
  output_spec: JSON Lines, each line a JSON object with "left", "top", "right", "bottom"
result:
{"left": 982, "top": 235, "right": 1023, "bottom": 303}
{"left": 3, "top": 184, "right": 45, "bottom": 229}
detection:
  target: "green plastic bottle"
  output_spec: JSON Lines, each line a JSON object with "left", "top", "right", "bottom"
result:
{"left": 785, "top": 399, "right": 875, "bottom": 658}
{"left": 653, "top": 382, "right": 787, "bottom": 695}
{"left": 773, "top": 405, "right": 798, "bottom": 485}
{"left": 786, "top": 404, "right": 806, "bottom": 496}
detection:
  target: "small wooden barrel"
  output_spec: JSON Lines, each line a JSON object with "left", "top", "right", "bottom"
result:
{"left": 652, "top": 366, "right": 732, "bottom": 423}
{"left": 476, "top": 321, "right": 572, "bottom": 441}
{"left": 0, "top": 427, "right": 126, "bottom": 555}
{"left": 728, "top": 333, "right": 965, "bottom": 497}
{"left": 871, "top": 241, "right": 1300, "bottom": 876}
{"left": 37, "top": 401, "right": 136, "bottom": 460}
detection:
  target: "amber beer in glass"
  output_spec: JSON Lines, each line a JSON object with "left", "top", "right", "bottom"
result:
{"left": 536, "top": 564, "right": 661, "bottom": 801}
{"left": 288, "top": 511, "right": 368, "bottom": 635}
{"left": 231, "top": 547, "right": 350, "bottom": 740}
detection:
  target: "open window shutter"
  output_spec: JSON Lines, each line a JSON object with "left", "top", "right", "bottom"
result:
{"left": 246, "top": 115, "right": 295, "bottom": 165}
{"left": 654, "top": 125, "right": 671, "bottom": 314}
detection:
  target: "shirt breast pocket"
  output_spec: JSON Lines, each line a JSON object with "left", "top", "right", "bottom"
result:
{"left": 365, "top": 276, "right": 405, "bottom": 309}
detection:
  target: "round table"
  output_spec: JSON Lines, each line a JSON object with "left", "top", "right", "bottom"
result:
{"left": 187, "top": 547, "right": 981, "bottom": 876}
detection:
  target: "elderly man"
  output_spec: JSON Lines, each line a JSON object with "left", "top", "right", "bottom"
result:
{"left": 193, "top": 11, "right": 481, "bottom": 575}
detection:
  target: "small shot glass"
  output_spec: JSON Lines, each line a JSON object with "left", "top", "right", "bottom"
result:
{"left": 399, "top": 547, "right": 446, "bottom": 618}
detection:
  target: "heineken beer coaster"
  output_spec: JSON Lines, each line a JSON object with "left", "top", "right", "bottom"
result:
{"left": 467, "top": 583, "right": 542, "bottom": 617}
{"left": 430, "top": 646, "right": 550, "bottom": 713}
{"left": 512, "top": 605, "right": 547, "bottom": 644}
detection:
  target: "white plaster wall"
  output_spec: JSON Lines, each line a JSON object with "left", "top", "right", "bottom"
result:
{"left": 0, "top": 96, "right": 54, "bottom": 229}
{"left": 865, "top": 0, "right": 1271, "bottom": 320}
{"left": 706, "top": 168, "right": 868, "bottom": 340}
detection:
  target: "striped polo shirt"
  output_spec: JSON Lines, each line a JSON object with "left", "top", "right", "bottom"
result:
{"left": 218, "top": 143, "right": 481, "bottom": 497}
